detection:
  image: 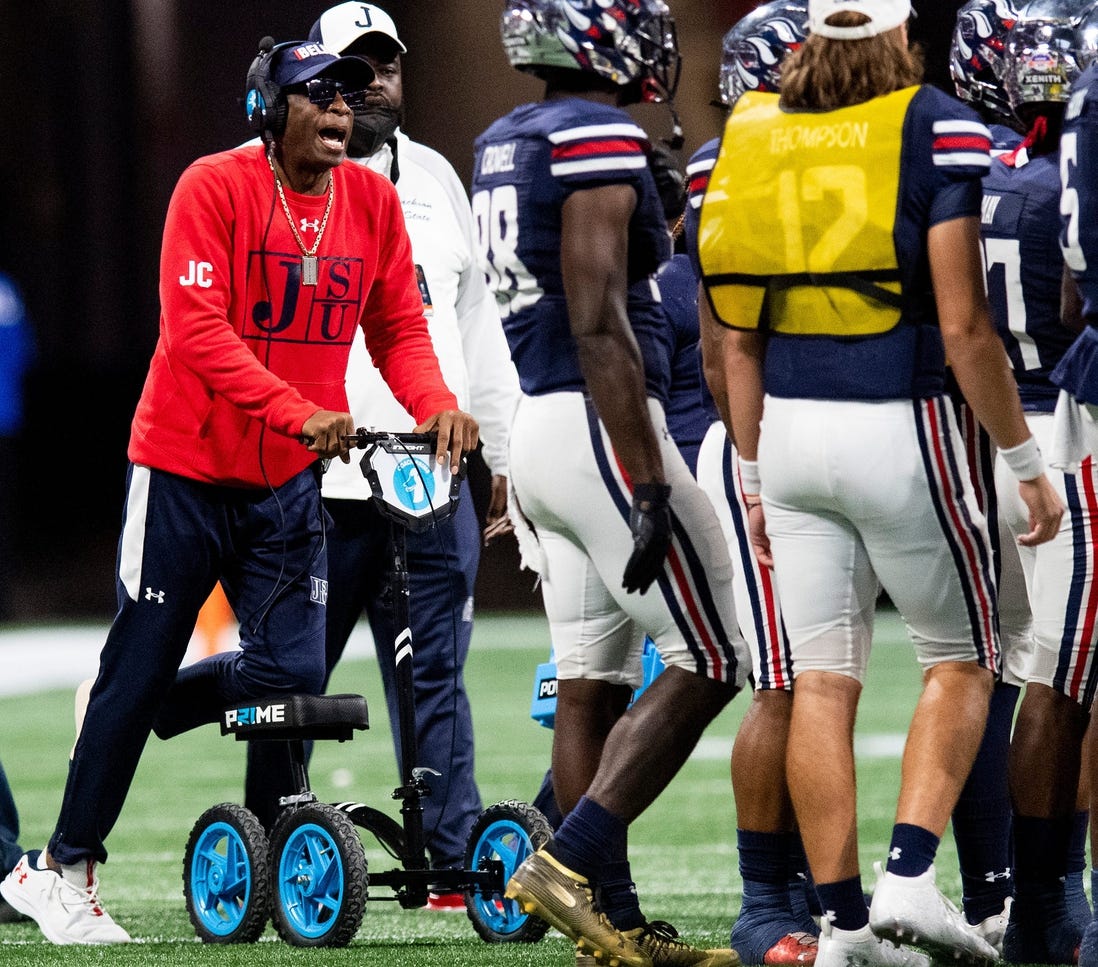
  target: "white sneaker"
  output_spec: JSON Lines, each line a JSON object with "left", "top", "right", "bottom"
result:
{"left": 816, "top": 920, "right": 931, "bottom": 967}
{"left": 0, "top": 852, "right": 131, "bottom": 944}
{"left": 972, "top": 897, "right": 1011, "bottom": 956}
{"left": 868, "top": 864, "right": 997, "bottom": 965}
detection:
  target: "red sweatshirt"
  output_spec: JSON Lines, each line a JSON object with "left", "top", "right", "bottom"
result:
{"left": 128, "top": 145, "right": 457, "bottom": 488}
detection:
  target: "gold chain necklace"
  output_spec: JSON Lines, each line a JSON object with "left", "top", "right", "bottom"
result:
{"left": 268, "top": 153, "right": 335, "bottom": 286}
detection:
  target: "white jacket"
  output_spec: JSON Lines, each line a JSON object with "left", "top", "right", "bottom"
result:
{"left": 323, "top": 129, "right": 520, "bottom": 500}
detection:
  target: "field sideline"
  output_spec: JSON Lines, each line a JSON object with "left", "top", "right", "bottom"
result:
{"left": 0, "top": 610, "right": 1009, "bottom": 964}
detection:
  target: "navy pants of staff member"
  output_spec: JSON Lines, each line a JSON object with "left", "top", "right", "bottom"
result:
{"left": 245, "top": 480, "right": 484, "bottom": 870}
{"left": 49, "top": 463, "right": 328, "bottom": 866}
{"left": 0, "top": 761, "right": 22, "bottom": 877}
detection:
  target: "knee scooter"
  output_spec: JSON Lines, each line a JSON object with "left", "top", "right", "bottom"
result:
{"left": 181, "top": 430, "right": 552, "bottom": 947}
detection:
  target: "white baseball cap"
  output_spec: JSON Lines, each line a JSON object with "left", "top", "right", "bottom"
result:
{"left": 808, "top": 0, "right": 912, "bottom": 39}
{"left": 309, "top": 2, "right": 407, "bottom": 56}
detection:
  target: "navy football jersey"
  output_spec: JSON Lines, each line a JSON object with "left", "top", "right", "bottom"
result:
{"left": 472, "top": 98, "right": 671, "bottom": 400}
{"left": 980, "top": 151, "right": 1074, "bottom": 412}
{"left": 1062, "top": 64, "right": 1098, "bottom": 326}
{"left": 1054, "top": 64, "right": 1098, "bottom": 403}
{"left": 656, "top": 252, "right": 717, "bottom": 473}
{"left": 989, "top": 123, "right": 1024, "bottom": 156}
{"left": 684, "top": 138, "right": 719, "bottom": 280}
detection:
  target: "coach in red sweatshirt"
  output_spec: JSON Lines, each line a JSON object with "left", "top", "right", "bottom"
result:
{"left": 0, "top": 40, "right": 477, "bottom": 945}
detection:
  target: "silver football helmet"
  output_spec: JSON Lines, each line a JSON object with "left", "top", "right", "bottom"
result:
{"left": 719, "top": 1, "right": 809, "bottom": 108}
{"left": 501, "top": 0, "right": 680, "bottom": 102}
{"left": 950, "top": 0, "right": 1019, "bottom": 122}
{"left": 1004, "top": 0, "right": 1091, "bottom": 111}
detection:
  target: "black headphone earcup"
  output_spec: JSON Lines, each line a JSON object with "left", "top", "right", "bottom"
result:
{"left": 267, "top": 96, "right": 288, "bottom": 139}
{"left": 244, "top": 39, "right": 289, "bottom": 141}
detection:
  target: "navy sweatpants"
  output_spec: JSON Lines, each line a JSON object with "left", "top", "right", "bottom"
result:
{"left": 245, "top": 480, "right": 483, "bottom": 869}
{"left": 0, "top": 760, "right": 22, "bottom": 876}
{"left": 49, "top": 463, "right": 328, "bottom": 865}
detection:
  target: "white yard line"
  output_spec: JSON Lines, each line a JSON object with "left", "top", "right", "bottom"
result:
{"left": 0, "top": 624, "right": 378, "bottom": 697}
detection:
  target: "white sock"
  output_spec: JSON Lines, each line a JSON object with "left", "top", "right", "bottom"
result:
{"left": 44, "top": 854, "right": 93, "bottom": 890}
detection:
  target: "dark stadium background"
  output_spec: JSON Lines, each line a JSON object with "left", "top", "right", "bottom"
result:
{"left": 0, "top": 0, "right": 962, "bottom": 619}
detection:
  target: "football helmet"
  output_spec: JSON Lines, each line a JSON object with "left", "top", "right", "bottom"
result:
{"left": 501, "top": 0, "right": 681, "bottom": 102}
{"left": 949, "top": 0, "right": 1019, "bottom": 122}
{"left": 1078, "top": 2, "right": 1098, "bottom": 69}
{"left": 718, "top": 0, "right": 808, "bottom": 107}
{"left": 1003, "top": 0, "right": 1090, "bottom": 111}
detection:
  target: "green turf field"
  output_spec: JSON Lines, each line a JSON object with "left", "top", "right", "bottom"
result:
{"left": 0, "top": 609, "right": 978, "bottom": 964}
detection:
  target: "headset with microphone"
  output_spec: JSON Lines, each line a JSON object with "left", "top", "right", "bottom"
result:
{"left": 245, "top": 36, "right": 297, "bottom": 142}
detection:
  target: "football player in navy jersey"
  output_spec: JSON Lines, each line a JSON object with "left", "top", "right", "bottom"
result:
{"left": 1049, "top": 9, "right": 1098, "bottom": 967}
{"left": 689, "top": 6, "right": 823, "bottom": 965}
{"left": 945, "top": 0, "right": 1023, "bottom": 950}
{"left": 475, "top": 3, "right": 750, "bottom": 965}
{"left": 701, "top": 2, "right": 1063, "bottom": 967}
{"left": 651, "top": 142, "right": 709, "bottom": 476}
{"left": 978, "top": 4, "right": 1095, "bottom": 961}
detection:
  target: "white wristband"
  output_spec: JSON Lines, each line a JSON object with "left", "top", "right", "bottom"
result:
{"left": 1000, "top": 436, "right": 1045, "bottom": 481}
{"left": 739, "top": 457, "right": 761, "bottom": 495}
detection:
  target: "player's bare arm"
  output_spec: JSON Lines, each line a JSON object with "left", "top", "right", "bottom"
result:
{"left": 722, "top": 328, "right": 766, "bottom": 464}
{"left": 482, "top": 475, "right": 513, "bottom": 546}
{"left": 698, "top": 283, "right": 734, "bottom": 433}
{"left": 1061, "top": 264, "right": 1084, "bottom": 334}
{"left": 931, "top": 215, "right": 1064, "bottom": 546}
{"left": 723, "top": 326, "right": 771, "bottom": 567}
{"left": 561, "top": 183, "right": 664, "bottom": 487}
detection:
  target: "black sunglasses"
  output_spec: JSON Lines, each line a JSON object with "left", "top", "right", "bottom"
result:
{"left": 290, "top": 77, "right": 368, "bottom": 111}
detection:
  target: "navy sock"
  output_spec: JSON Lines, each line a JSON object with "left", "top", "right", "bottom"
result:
{"left": 548, "top": 795, "right": 627, "bottom": 882}
{"left": 1065, "top": 812, "right": 1092, "bottom": 930}
{"left": 952, "top": 682, "right": 1016, "bottom": 922}
{"left": 885, "top": 823, "right": 939, "bottom": 878}
{"left": 1069, "top": 811, "right": 1089, "bottom": 876}
{"left": 733, "top": 831, "right": 817, "bottom": 958}
{"left": 1014, "top": 814, "right": 1073, "bottom": 893}
{"left": 786, "top": 833, "right": 819, "bottom": 929}
{"left": 740, "top": 829, "right": 791, "bottom": 886}
{"left": 738, "top": 829, "right": 794, "bottom": 917}
{"left": 596, "top": 859, "right": 646, "bottom": 931}
{"left": 815, "top": 875, "right": 868, "bottom": 931}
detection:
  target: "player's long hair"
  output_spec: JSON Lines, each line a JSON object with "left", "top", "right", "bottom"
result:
{"left": 779, "top": 12, "right": 923, "bottom": 110}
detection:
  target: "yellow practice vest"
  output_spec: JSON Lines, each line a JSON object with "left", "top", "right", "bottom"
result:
{"left": 699, "top": 86, "right": 920, "bottom": 337}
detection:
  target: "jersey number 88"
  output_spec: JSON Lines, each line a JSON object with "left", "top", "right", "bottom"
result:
{"left": 472, "top": 186, "right": 543, "bottom": 319}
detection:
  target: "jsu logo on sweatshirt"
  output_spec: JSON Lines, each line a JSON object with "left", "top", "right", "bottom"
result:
{"left": 242, "top": 250, "right": 365, "bottom": 347}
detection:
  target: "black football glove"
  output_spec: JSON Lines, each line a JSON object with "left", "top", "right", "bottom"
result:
{"left": 622, "top": 482, "right": 673, "bottom": 595}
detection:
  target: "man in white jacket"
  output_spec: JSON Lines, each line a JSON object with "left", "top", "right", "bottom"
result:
{"left": 245, "top": 3, "right": 520, "bottom": 907}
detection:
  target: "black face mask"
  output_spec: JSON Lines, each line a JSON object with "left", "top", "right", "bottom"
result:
{"left": 348, "top": 106, "right": 402, "bottom": 157}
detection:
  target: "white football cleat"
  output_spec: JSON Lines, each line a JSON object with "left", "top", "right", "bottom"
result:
{"left": 972, "top": 897, "right": 1011, "bottom": 956}
{"left": 816, "top": 920, "right": 931, "bottom": 967}
{"left": 869, "top": 863, "right": 997, "bottom": 965}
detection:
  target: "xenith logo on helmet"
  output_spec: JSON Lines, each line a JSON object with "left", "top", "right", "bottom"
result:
{"left": 225, "top": 703, "right": 287, "bottom": 728}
